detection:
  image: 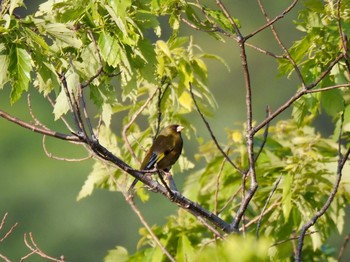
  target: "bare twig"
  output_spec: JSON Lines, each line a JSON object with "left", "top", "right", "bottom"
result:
{"left": 295, "top": 110, "right": 350, "bottom": 261}
{"left": 246, "top": 0, "right": 299, "bottom": 40}
{"left": 81, "top": 30, "right": 107, "bottom": 88}
{"left": 256, "top": 176, "right": 282, "bottom": 238}
{"left": 0, "top": 254, "right": 11, "bottom": 262}
{"left": 254, "top": 106, "right": 271, "bottom": 163}
{"left": 253, "top": 53, "right": 345, "bottom": 134}
{"left": 338, "top": 230, "right": 350, "bottom": 261}
{"left": 0, "top": 213, "right": 18, "bottom": 242}
{"left": 305, "top": 83, "right": 350, "bottom": 93}
{"left": 42, "top": 136, "right": 92, "bottom": 161}
{"left": 336, "top": 0, "right": 350, "bottom": 74}
{"left": 0, "top": 109, "right": 80, "bottom": 142}
{"left": 241, "top": 198, "right": 281, "bottom": 230}
{"left": 218, "top": 185, "right": 242, "bottom": 215}
{"left": 229, "top": 5, "right": 259, "bottom": 231}
{"left": 122, "top": 87, "right": 158, "bottom": 163}
{"left": 58, "top": 72, "right": 84, "bottom": 134}
{"left": 306, "top": 53, "right": 344, "bottom": 90}
{"left": 245, "top": 42, "right": 283, "bottom": 59}
{"left": 78, "top": 84, "right": 95, "bottom": 140}
{"left": 115, "top": 179, "right": 175, "bottom": 262}
{"left": 46, "top": 95, "right": 75, "bottom": 134}
{"left": 271, "top": 231, "right": 318, "bottom": 247}
{"left": 197, "top": 216, "right": 224, "bottom": 239}
{"left": 126, "top": 197, "right": 176, "bottom": 262}
{"left": 27, "top": 94, "right": 49, "bottom": 129}
{"left": 256, "top": 0, "right": 305, "bottom": 87}
{"left": 21, "top": 232, "right": 65, "bottom": 261}
{"left": 214, "top": 151, "right": 229, "bottom": 215}
{"left": 215, "top": 0, "right": 242, "bottom": 40}
{"left": 189, "top": 83, "right": 244, "bottom": 175}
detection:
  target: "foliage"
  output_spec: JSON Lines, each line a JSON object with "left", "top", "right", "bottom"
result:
{"left": 1, "top": 0, "right": 350, "bottom": 261}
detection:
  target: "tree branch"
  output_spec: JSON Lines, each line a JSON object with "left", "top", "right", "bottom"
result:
{"left": 0, "top": 109, "right": 80, "bottom": 142}
{"left": 189, "top": 83, "right": 244, "bottom": 175}
{"left": 295, "top": 110, "right": 350, "bottom": 261}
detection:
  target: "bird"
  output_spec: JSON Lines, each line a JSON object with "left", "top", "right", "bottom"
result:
{"left": 128, "top": 124, "right": 184, "bottom": 194}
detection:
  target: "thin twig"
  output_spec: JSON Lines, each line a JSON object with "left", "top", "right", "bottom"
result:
{"left": 42, "top": 136, "right": 92, "bottom": 161}
{"left": 305, "top": 83, "right": 350, "bottom": 93}
{"left": 0, "top": 254, "right": 11, "bottom": 262}
{"left": 306, "top": 53, "right": 344, "bottom": 90}
{"left": 271, "top": 231, "right": 318, "bottom": 247}
{"left": 155, "top": 81, "right": 171, "bottom": 138}
{"left": 21, "top": 232, "right": 65, "bottom": 261}
{"left": 81, "top": 30, "right": 104, "bottom": 88}
{"left": 0, "top": 213, "right": 18, "bottom": 242}
{"left": 254, "top": 106, "right": 271, "bottom": 163}
{"left": 256, "top": 176, "right": 282, "bottom": 239}
{"left": 214, "top": 150, "right": 229, "bottom": 215}
{"left": 336, "top": 0, "right": 350, "bottom": 74}
{"left": 215, "top": 0, "right": 242, "bottom": 40}
{"left": 218, "top": 185, "right": 242, "bottom": 215}
{"left": 197, "top": 216, "right": 224, "bottom": 239}
{"left": 46, "top": 95, "right": 75, "bottom": 134}
{"left": 189, "top": 83, "right": 244, "bottom": 175}
{"left": 58, "top": 72, "right": 84, "bottom": 134}
{"left": 246, "top": 0, "right": 299, "bottom": 40}
{"left": 0, "top": 109, "right": 80, "bottom": 142}
{"left": 122, "top": 88, "right": 158, "bottom": 164}
{"left": 124, "top": 192, "right": 176, "bottom": 262}
{"left": 27, "top": 94, "right": 49, "bottom": 129}
{"left": 245, "top": 42, "right": 283, "bottom": 59}
{"left": 241, "top": 198, "right": 281, "bottom": 230}
{"left": 230, "top": 4, "right": 259, "bottom": 231}
{"left": 253, "top": 52, "right": 345, "bottom": 134}
{"left": 256, "top": 0, "right": 305, "bottom": 87}
{"left": 0, "top": 212, "right": 7, "bottom": 231}
{"left": 295, "top": 110, "right": 350, "bottom": 261}
{"left": 101, "top": 160, "right": 176, "bottom": 262}
{"left": 338, "top": 230, "right": 350, "bottom": 261}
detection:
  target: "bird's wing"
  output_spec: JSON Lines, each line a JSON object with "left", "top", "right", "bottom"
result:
{"left": 144, "top": 152, "right": 160, "bottom": 170}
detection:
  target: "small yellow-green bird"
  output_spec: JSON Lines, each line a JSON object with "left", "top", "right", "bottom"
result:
{"left": 128, "top": 124, "right": 184, "bottom": 193}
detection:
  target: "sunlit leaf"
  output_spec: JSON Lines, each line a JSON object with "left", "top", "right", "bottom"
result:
{"left": 104, "top": 246, "right": 129, "bottom": 262}
{"left": 8, "top": 45, "right": 32, "bottom": 103}
{"left": 53, "top": 68, "right": 79, "bottom": 120}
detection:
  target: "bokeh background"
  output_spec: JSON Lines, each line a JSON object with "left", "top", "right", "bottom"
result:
{"left": 0, "top": 0, "right": 349, "bottom": 260}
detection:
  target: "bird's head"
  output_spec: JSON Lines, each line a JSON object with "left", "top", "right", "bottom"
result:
{"left": 168, "top": 124, "right": 184, "bottom": 133}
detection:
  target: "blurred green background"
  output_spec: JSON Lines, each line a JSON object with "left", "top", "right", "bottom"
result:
{"left": 0, "top": 0, "right": 349, "bottom": 261}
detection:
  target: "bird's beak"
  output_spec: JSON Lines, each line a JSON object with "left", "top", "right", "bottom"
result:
{"left": 177, "top": 125, "right": 184, "bottom": 132}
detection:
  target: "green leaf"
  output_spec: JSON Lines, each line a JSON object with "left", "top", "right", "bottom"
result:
{"left": 321, "top": 89, "right": 344, "bottom": 116}
{"left": 203, "top": 7, "right": 238, "bottom": 34}
{"left": 8, "top": 45, "right": 32, "bottom": 103}
{"left": 102, "top": 103, "right": 113, "bottom": 127}
{"left": 35, "top": 20, "right": 82, "bottom": 48}
{"left": 77, "top": 162, "right": 105, "bottom": 201}
{"left": 282, "top": 173, "right": 293, "bottom": 221}
{"left": 34, "top": 60, "right": 60, "bottom": 95}
{"left": 176, "top": 234, "right": 195, "bottom": 262}
{"left": 9, "top": 0, "right": 24, "bottom": 16}
{"left": 24, "top": 27, "right": 50, "bottom": 52}
{"left": 157, "top": 40, "right": 172, "bottom": 58}
{"left": 0, "top": 44, "right": 10, "bottom": 88}
{"left": 292, "top": 95, "right": 318, "bottom": 126}
{"left": 74, "top": 42, "right": 100, "bottom": 81}
{"left": 53, "top": 67, "right": 79, "bottom": 120}
{"left": 104, "top": 246, "right": 129, "bottom": 262}
{"left": 98, "top": 31, "right": 121, "bottom": 68}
